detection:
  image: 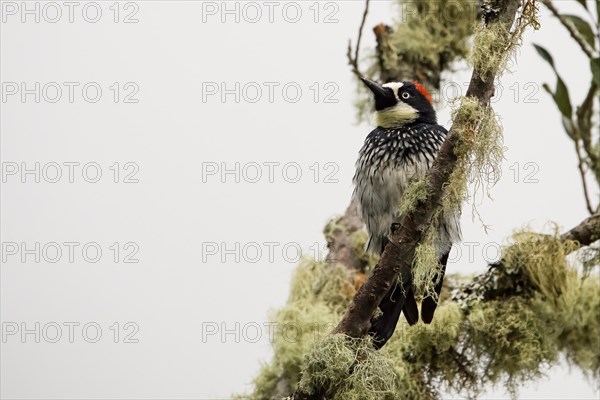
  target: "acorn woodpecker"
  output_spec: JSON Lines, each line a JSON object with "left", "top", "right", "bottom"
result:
{"left": 353, "top": 79, "right": 461, "bottom": 349}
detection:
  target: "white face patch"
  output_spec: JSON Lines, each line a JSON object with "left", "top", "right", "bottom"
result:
{"left": 382, "top": 82, "right": 404, "bottom": 101}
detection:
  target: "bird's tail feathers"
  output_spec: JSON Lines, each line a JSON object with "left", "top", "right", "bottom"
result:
{"left": 369, "top": 278, "right": 418, "bottom": 349}
{"left": 420, "top": 250, "right": 450, "bottom": 324}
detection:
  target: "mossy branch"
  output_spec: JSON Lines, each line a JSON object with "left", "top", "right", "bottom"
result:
{"left": 455, "top": 213, "right": 600, "bottom": 305}
{"left": 560, "top": 212, "right": 600, "bottom": 244}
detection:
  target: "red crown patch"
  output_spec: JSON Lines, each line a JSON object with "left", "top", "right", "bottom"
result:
{"left": 412, "top": 81, "right": 432, "bottom": 104}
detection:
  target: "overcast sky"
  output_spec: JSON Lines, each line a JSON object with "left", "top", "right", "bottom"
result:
{"left": 1, "top": 1, "right": 599, "bottom": 399}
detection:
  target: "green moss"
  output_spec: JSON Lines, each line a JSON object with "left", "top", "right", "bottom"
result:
{"left": 503, "top": 228, "right": 579, "bottom": 301}
{"left": 385, "top": 303, "right": 468, "bottom": 397}
{"left": 467, "top": 297, "right": 558, "bottom": 396}
{"left": 248, "top": 363, "right": 279, "bottom": 400}
{"left": 412, "top": 223, "right": 442, "bottom": 299}
{"left": 399, "top": 178, "right": 430, "bottom": 216}
{"left": 298, "top": 335, "right": 398, "bottom": 400}
{"left": 270, "top": 300, "right": 340, "bottom": 388}
{"left": 470, "top": 22, "right": 513, "bottom": 79}
{"left": 246, "top": 260, "right": 364, "bottom": 398}
{"left": 555, "top": 273, "right": 600, "bottom": 375}
{"left": 297, "top": 335, "right": 359, "bottom": 396}
{"left": 444, "top": 97, "right": 503, "bottom": 228}
{"left": 323, "top": 217, "right": 345, "bottom": 248}
{"left": 336, "top": 348, "right": 397, "bottom": 400}
{"left": 471, "top": 0, "right": 539, "bottom": 79}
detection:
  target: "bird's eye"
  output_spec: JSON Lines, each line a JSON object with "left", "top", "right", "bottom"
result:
{"left": 401, "top": 91, "right": 410, "bottom": 100}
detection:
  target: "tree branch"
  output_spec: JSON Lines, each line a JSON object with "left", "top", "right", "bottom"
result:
{"left": 347, "top": 0, "right": 370, "bottom": 79}
{"left": 560, "top": 212, "right": 600, "bottom": 244}
{"left": 453, "top": 212, "right": 599, "bottom": 305}
{"left": 574, "top": 139, "right": 595, "bottom": 214}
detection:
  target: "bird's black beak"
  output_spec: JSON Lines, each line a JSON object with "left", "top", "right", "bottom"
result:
{"left": 360, "top": 78, "right": 396, "bottom": 110}
{"left": 360, "top": 78, "right": 386, "bottom": 98}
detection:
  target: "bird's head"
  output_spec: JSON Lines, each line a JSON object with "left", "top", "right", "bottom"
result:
{"left": 361, "top": 78, "right": 436, "bottom": 128}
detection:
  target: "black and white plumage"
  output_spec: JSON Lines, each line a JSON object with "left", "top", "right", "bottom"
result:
{"left": 353, "top": 79, "right": 461, "bottom": 349}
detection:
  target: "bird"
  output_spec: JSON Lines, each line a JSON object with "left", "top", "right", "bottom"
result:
{"left": 352, "top": 78, "right": 461, "bottom": 349}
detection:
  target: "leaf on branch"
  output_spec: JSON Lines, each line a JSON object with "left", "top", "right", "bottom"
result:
{"left": 534, "top": 44, "right": 573, "bottom": 118}
{"left": 562, "top": 14, "right": 596, "bottom": 50}
{"left": 561, "top": 116, "right": 577, "bottom": 140}
{"left": 533, "top": 43, "right": 554, "bottom": 66}
{"left": 575, "top": 0, "right": 588, "bottom": 10}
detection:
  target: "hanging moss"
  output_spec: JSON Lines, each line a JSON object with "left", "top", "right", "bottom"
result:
{"left": 471, "top": 0, "right": 539, "bottom": 78}
{"left": 470, "top": 22, "right": 514, "bottom": 79}
{"left": 443, "top": 97, "right": 504, "bottom": 229}
{"left": 296, "top": 335, "right": 360, "bottom": 396}
{"left": 502, "top": 227, "right": 579, "bottom": 301}
{"left": 399, "top": 178, "right": 430, "bottom": 216}
{"left": 246, "top": 260, "right": 361, "bottom": 398}
{"left": 412, "top": 219, "right": 442, "bottom": 299}
{"left": 297, "top": 335, "right": 398, "bottom": 399}
{"left": 467, "top": 298, "right": 558, "bottom": 395}
{"left": 557, "top": 276, "right": 600, "bottom": 375}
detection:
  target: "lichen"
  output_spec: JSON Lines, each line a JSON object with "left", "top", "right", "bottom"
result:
{"left": 399, "top": 178, "right": 430, "bottom": 216}
{"left": 471, "top": 0, "right": 539, "bottom": 79}
{"left": 444, "top": 97, "right": 504, "bottom": 228}
{"left": 502, "top": 227, "right": 579, "bottom": 301}
{"left": 412, "top": 215, "right": 442, "bottom": 299}
{"left": 470, "top": 21, "right": 514, "bottom": 79}
{"left": 297, "top": 335, "right": 398, "bottom": 399}
{"left": 248, "top": 260, "right": 353, "bottom": 397}
{"left": 466, "top": 297, "right": 557, "bottom": 396}
{"left": 557, "top": 275, "right": 600, "bottom": 375}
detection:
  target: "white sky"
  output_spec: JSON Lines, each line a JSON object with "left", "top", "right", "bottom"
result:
{"left": 1, "top": 1, "right": 599, "bottom": 399}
